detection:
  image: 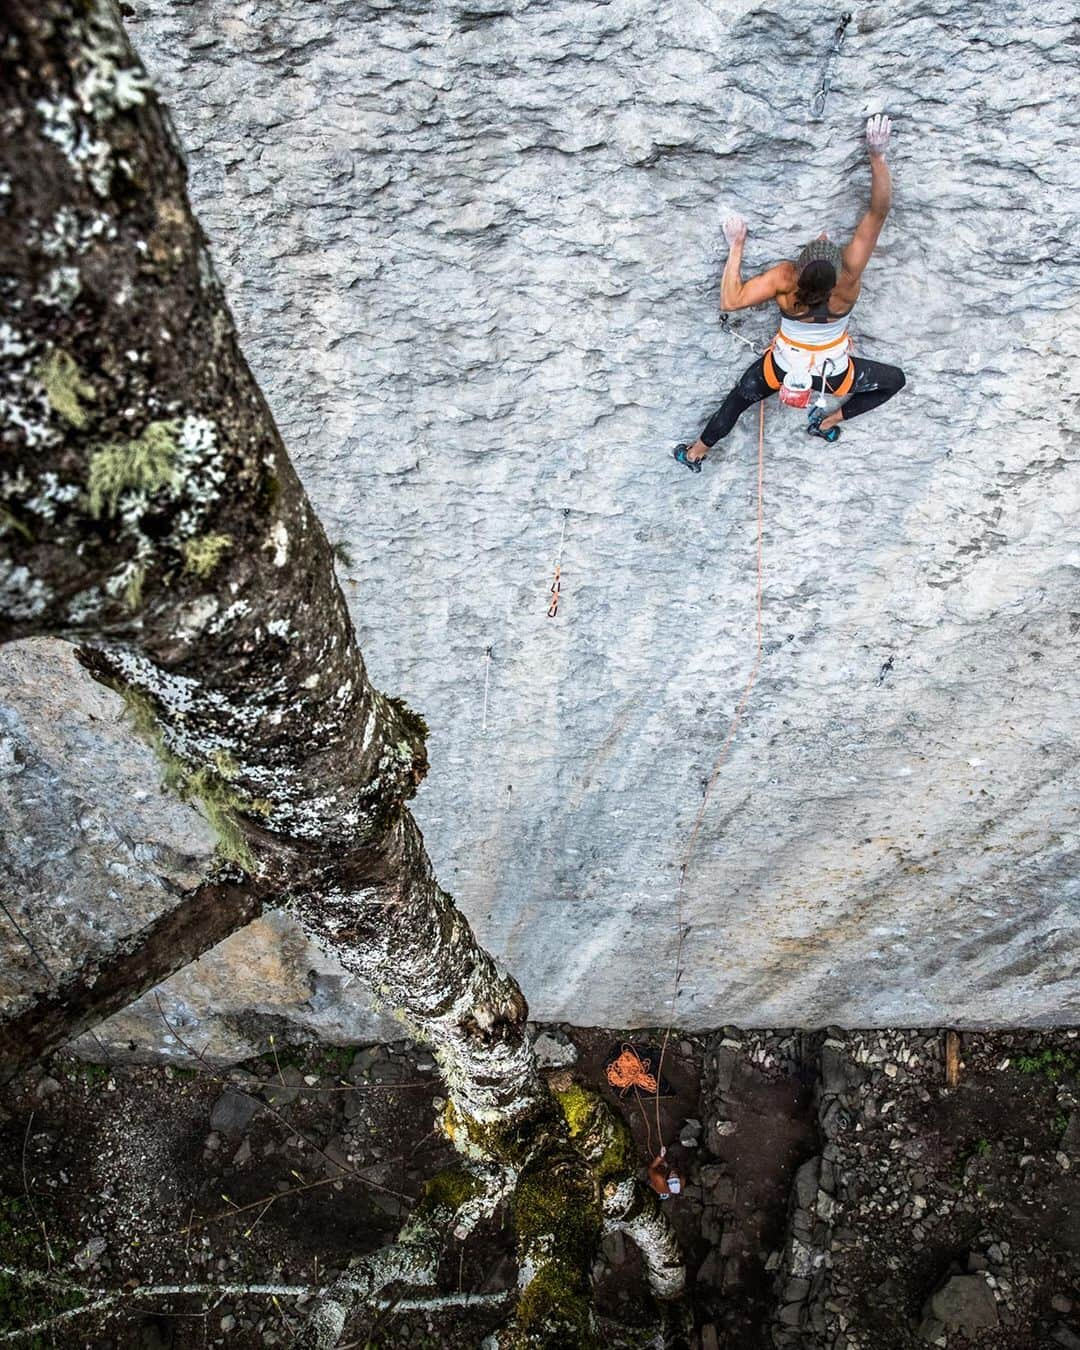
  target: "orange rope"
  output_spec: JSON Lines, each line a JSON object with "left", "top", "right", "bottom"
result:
{"left": 606, "top": 1045, "right": 659, "bottom": 1156}
{"left": 605, "top": 1045, "right": 659, "bottom": 1095}
{"left": 653, "top": 398, "right": 767, "bottom": 1154}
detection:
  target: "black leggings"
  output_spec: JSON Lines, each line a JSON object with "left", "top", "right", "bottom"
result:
{"left": 700, "top": 355, "right": 906, "bottom": 448}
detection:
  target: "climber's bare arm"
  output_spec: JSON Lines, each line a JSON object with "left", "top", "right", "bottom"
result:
{"left": 842, "top": 115, "right": 893, "bottom": 281}
{"left": 718, "top": 215, "right": 794, "bottom": 312}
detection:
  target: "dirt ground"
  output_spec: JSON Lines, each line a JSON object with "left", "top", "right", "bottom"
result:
{"left": 0, "top": 1025, "right": 1078, "bottom": 1347}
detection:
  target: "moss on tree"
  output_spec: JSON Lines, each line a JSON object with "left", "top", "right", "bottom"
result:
{"left": 36, "top": 348, "right": 96, "bottom": 429}
{"left": 182, "top": 532, "right": 233, "bottom": 578}
{"left": 115, "top": 685, "right": 271, "bottom": 869}
{"left": 87, "top": 419, "right": 180, "bottom": 517}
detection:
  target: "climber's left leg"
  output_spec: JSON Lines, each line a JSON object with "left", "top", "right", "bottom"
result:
{"left": 817, "top": 358, "right": 906, "bottom": 432}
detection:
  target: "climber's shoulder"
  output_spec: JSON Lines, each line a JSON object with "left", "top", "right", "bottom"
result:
{"left": 772, "top": 260, "right": 800, "bottom": 301}
{"left": 776, "top": 260, "right": 799, "bottom": 289}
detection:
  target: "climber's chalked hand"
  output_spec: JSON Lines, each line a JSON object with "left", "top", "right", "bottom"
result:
{"left": 723, "top": 213, "right": 748, "bottom": 247}
{"left": 865, "top": 113, "right": 892, "bottom": 156}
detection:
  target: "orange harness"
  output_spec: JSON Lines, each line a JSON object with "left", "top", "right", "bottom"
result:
{"left": 763, "top": 328, "right": 856, "bottom": 398}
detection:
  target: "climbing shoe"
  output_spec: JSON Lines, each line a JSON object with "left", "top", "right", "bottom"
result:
{"left": 673, "top": 443, "right": 703, "bottom": 473}
{"left": 807, "top": 407, "right": 841, "bottom": 443}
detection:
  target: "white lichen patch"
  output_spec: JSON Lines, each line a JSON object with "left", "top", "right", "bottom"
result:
{"left": 35, "top": 265, "right": 81, "bottom": 308}
{"left": 177, "top": 415, "right": 215, "bottom": 457}
{"left": 267, "top": 520, "right": 289, "bottom": 567}
{"left": 0, "top": 323, "right": 29, "bottom": 359}
{"left": 65, "top": 588, "right": 106, "bottom": 625}
{"left": 78, "top": 410, "right": 230, "bottom": 608}
{"left": 1, "top": 334, "right": 61, "bottom": 452}
{"left": 266, "top": 617, "right": 291, "bottom": 639}
{"left": 0, "top": 561, "right": 50, "bottom": 620}
{"left": 34, "top": 0, "right": 150, "bottom": 197}
{"left": 207, "top": 599, "right": 251, "bottom": 636}
{"left": 23, "top": 472, "right": 82, "bottom": 521}
{"left": 36, "top": 95, "right": 113, "bottom": 198}
{"left": 38, "top": 206, "right": 116, "bottom": 258}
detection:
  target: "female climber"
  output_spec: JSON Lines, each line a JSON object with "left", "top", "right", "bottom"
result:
{"left": 674, "top": 113, "right": 905, "bottom": 472}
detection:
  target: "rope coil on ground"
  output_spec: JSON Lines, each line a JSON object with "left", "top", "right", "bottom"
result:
{"left": 652, "top": 398, "right": 768, "bottom": 1154}
{"left": 605, "top": 1045, "right": 660, "bottom": 1096}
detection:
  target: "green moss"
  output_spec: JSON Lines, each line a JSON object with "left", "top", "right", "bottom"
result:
{"left": 212, "top": 748, "right": 239, "bottom": 779}
{"left": 319, "top": 1044, "right": 356, "bottom": 1076}
{"left": 87, "top": 419, "right": 180, "bottom": 517}
{"left": 512, "top": 1263, "right": 597, "bottom": 1348}
{"left": 598, "top": 1134, "right": 633, "bottom": 1180}
{"left": 182, "top": 532, "right": 233, "bottom": 578}
{"left": 1015, "top": 1049, "right": 1076, "bottom": 1082}
{"left": 0, "top": 506, "right": 33, "bottom": 542}
{"left": 176, "top": 765, "right": 270, "bottom": 869}
{"left": 421, "top": 1169, "right": 482, "bottom": 1215}
{"left": 553, "top": 1085, "right": 633, "bottom": 1182}
{"left": 0, "top": 1270, "right": 86, "bottom": 1341}
{"left": 0, "top": 1200, "right": 84, "bottom": 1339}
{"left": 513, "top": 1164, "right": 600, "bottom": 1259}
{"left": 123, "top": 564, "right": 144, "bottom": 610}
{"left": 36, "top": 349, "right": 95, "bottom": 429}
{"left": 76, "top": 1061, "right": 109, "bottom": 1087}
{"left": 115, "top": 686, "right": 271, "bottom": 870}
{"left": 554, "top": 1085, "right": 595, "bottom": 1138}
{"left": 443, "top": 1098, "right": 534, "bottom": 1165}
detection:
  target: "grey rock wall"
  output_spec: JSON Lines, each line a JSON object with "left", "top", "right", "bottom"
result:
{"left": 3, "top": 0, "right": 1078, "bottom": 1055}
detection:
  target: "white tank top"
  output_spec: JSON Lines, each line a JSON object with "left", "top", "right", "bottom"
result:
{"left": 778, "top": 313, "right": 851, "bottom": 348}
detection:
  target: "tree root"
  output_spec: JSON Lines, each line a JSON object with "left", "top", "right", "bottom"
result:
{"left": 292, "top": 1165, "right": 505, "bottom": 1348}
{"left": 602, "top": 1179, "right": 687, "bottom": 1301}
{"left": 551, "top": 1083, "right": 687, "bottom": 1302}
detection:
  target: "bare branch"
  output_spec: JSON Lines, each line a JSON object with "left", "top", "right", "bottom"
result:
{"left": 0, "top": 878, "right": 265, "bottom": 1084}
{"left": 0, "top": 1264, "right": 509, "bottom": 1343}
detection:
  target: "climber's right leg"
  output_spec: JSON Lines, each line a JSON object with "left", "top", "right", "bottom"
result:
{"left": 674, "top": 356, "right": 775, "bottom": 470}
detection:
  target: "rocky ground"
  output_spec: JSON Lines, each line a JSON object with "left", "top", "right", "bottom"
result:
{"left": 0, "top": 1026, "right": 1078, "bottom": 1347}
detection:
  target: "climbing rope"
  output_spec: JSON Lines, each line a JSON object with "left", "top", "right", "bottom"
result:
{"left": 546, "top": 508, "right": 570, "bottom": 618}
{"left": 605, "top": 1044, "right": 660, "bottom": 1096}
{"left": 808, "top": 12, "right": 853, "bottom": 121}
{"left": 652, "top": 397, "right": 767, "bottom": 1156}
{"left": 481, "top": 646, "right": 492, "bottom": 733}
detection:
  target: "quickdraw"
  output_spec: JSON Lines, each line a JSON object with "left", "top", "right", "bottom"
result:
{"left": 719, "top": 313, "right": 760, "bottom": 356}
{"left": 808, "top": 12, "right": 853, "bottom": 122}
{"left": 546, "top": 509, "right": 569, "bottom": 618}
{"left": 547, "top": 566, "right": 561, "bottom": 618}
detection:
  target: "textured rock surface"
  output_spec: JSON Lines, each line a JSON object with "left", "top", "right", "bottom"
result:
{"left": 3, "top": 0, "right": 1079, "bottom": 1051}
{"left": 0, "top": 642, "right": 396, "bottom": 1056}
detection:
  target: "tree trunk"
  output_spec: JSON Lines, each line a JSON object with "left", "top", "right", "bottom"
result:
{"left": 0, "top": 3, "right": 683, "bottom": 1342}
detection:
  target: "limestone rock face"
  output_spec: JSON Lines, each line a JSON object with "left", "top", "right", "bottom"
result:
{"left": 3, "top": 0, "right": 1079, "bottom": 1055}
